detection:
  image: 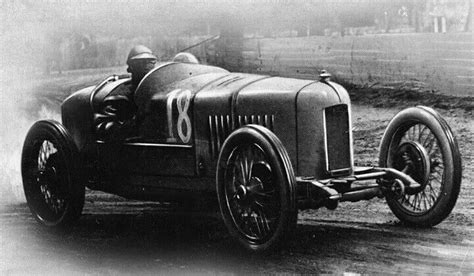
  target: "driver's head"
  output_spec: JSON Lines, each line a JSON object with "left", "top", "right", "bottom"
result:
{"left": 127, "top": 45, "right": 157, "bottom": 85}
{"left": 172, "top": 52, "right": 199, "bottom": 64}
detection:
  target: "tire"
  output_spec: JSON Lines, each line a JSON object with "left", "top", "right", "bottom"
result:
{"left": 216, "top": 125, "right": 297, "bottom": 252}
{"left": 379, "top": 106, "right": 462, "bottom": 227}
{"left": 21, "top": 120, "right": 85, "bottom": 227}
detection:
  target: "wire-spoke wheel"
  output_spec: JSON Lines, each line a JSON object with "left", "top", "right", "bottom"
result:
{"left": 379, "top": 106, "right": 461, "bottom": 227}
{"left": 217, "top": 125, "right": 297, "bottom": 252}
{"left": 21, "top": 120, "right": 84, "bottom": 227}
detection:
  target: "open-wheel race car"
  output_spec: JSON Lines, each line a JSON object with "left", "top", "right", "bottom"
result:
{"left": 21, "top": 60, "right": 462, "bottom": 252}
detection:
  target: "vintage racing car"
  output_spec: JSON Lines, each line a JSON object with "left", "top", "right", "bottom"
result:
{"left": 21, "top": 60, "right": 462, "bottom": 251}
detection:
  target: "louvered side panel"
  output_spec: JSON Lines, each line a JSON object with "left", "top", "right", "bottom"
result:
{"left": 235, "top": 114, "right": 274, "bottom": 130}
{"left": 208, "top": 115, "right": 231, "bottom": 158}
{"left": 208, "top": 114, "right": 275, "bottom": 158}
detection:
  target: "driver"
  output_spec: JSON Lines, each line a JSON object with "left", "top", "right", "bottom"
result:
{"left": 95, "top": 45, "right": 157, "bottom": 140}
{"left": 127, "top": 45, "right": 158, "bottom": 89}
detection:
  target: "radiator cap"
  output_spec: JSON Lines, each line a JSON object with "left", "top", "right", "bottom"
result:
{"left": 319, "top": 70, "right": 331, "bottom": 82}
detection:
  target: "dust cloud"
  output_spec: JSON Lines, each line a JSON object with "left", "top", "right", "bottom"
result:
{"left": 0, "top": 2, "right": 67, "bottom": 204}
{"left": 0, "top": 54, "right": 61, "bottom": 204}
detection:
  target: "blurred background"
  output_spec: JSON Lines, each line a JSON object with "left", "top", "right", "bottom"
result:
{"left": 1, "top": 0, "right": 472, "bottom": 89}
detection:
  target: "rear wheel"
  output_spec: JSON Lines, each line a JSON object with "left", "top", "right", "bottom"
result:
{"left": 379, "top": 106, "right": 461, "bottom": 227}
{"left": 21, "top": 120, "right": 85, "bottom": 227}
{"left": 216, "top": 125, "right": 297, "bottom": 252}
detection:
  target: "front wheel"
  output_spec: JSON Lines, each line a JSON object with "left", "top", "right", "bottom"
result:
{"left": 379, "top": 106, "right": 462, "bottom": 227}
{"left": 21, "top": 120, "right": 85, "bottom": 227}
{"left": 216, "top": 125, "right": 297, "bottom": 252}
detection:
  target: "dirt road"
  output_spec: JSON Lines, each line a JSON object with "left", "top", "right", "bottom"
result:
{"left": 0, "top": 72, "right": 473, "bottom": 274}
{"left": 0, "top": 188, "right": 472, "bottom": 274}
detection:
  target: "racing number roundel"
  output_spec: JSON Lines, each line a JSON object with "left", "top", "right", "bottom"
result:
{"left": 166, "top": 89, "right": 192, "bottom": 143}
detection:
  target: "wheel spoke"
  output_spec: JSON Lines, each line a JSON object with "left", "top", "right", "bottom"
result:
{"left": 417, "top": 125, "right": 428, "bottom": 143}
{"left": 422, "top": 190, "right": 430, "bottom": 210}
{"left": 257, "top": 209, "right": 270, "bottom": 237}
{"left": 412, "top": 193, "right": 419, "bottom": 211}
{"left": 235, "top": 211, "right": 250, "bottom": 233}
{"left": 400, "top": 194, "right": 407, "bottom": 205}
{"left": 406, "top": 127, "right": 412, "bottom": 140}
{"left": 430, "top": 175, "right": 443, "bottom": 186}
{"left": 426, "top": 137, "right": 438, "bottom": 155}
{"left": 428, "top": 142, "right": 439, "bottom": 157}
{"left": 423, "top": 133, "right": 436, "bottom": 151}
{"left": 403, "top": 194, "right": 413, "bottom": 209}
{"left": 431, "top": 169, "right": 443, "bottom": 181}
{"left": 222, "top": 141, "right": 283, "bottom": 244}
{"left": 241, "top": 153, "right": 249, "bottom": 183}
{"left": 416, "top": 193, "right": 423, "bottom": 211}
{"left": 433, "top": 160, "right": 443, "bottom": 171}
{"left": 252, "top": 213, "right": 263, "bottom": 238}
{"left": 253, "top": 198, "right": 276, "bottom": 218}
{"left": 406, "top": 126, "right": 412, "bottom": 140}
{"left": 31, "top": 140, "right": 70, "bottom": 217}
{"left": 232, "top": 166, "right": 244, "bottom": 188}
{"left": 381, "top": 109, "right": 461, "bottom": 226}
{"left": 427, "top": 181, "right": 440, "bottom": 197}
{"left": 253, "top": 189, "right": 276, "bottom": 198}
{"left": 251, "top": 203, "right": 272, "bottom": 239}
{"left": 254, "top": 195, "right": 278, "bottom": 213}
{"left": 423, "top": 190, "right": 433, "bottom": 210}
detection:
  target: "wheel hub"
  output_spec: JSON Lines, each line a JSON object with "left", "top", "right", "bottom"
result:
{"left": 236, "top": 177, "right": 263, "bottom": 201}
{"left": 236, "top": 185, "right": 247, "bottom": 200}
{"left": 395, "top": 141, "right": 431, "bottom": 191}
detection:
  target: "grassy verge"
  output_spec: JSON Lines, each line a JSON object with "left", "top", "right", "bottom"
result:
{"left": 342, "top": 81, "right": 474, "bottom": 114}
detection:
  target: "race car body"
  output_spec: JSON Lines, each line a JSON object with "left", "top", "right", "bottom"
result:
{"left": 22, "top": 61, "right": 462, "bottom": 252}
{"left": 62, "top": 62, "right": 352, "bottom": 194}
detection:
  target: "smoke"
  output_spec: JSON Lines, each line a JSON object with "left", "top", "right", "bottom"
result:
{"left": 0, "top": 57, "right": 63, "bottom": 204}
{"left": 0, "top": 2, "right": 64, "bottom": 204}
{"left": 0, "top": 83, "right": 26, "bottom": 203}
{"left": 0, "top": 77, "right": 50, "bottom": 204}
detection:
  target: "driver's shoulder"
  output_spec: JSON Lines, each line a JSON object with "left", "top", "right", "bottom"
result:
{"left": 108, "top": 82, "right": 135, "bottom": 100}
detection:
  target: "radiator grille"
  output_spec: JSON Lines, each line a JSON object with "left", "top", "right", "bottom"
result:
{"left": 208, "top": 114, "right": 274, "bottom": 157}
{"left": 324, "top": 104, "right": 352, "bottom": 176}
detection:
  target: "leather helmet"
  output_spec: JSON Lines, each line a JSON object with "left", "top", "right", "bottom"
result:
{"left": 172, "top": 52, "right": 199, "bottom": 64}
{"left": 127, "top": 45, "right": 157, "bottom": 65}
